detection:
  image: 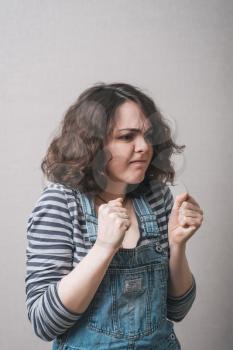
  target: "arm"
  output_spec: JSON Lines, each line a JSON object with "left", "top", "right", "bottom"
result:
{"left": 57, "top": 241, "right": 116, "bottom": 314}
{"left": 167, "top": 243, "right": 197, "bottom": 322}
{"left": 25, "top": 184, "right": 116, "bottom": 341}
{"left": 168, "top": 243, "right": 193, "bottom": 297}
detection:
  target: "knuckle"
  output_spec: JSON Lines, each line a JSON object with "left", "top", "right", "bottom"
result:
{"left": 99, "top": 203, "right": 106, "bottom": 211}
{"left": 106, "top": 206, "right": 113, "bottom": 213}
{"left": 115, "top": 217, "right": 122, "bottom": 226}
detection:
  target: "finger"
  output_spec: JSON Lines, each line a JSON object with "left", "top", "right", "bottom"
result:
{"left": 180, "top": 216, "right": 202, "bottom": 227}
{"left": 116, "top": 212, "right": 130, "bottom": 219}
{"left": 173, "top": 192, "right": 189, "bottom": 210}
{"left": 123, "top": 219, "right": 131, "bottom": 230}
{"left": 108, "top": 202, "right": 123, "bottom": 207}
{"left": 106, "top": 207, "right": 129, "bottom": 215}
{"left": 104, "top": 206, "right": 130, "bottom": 217}
{"left": 180, "top": 206, "right": 203, "bottom": 215}
{"left": 109, "top": 197, "right": 125, "bottom": 203}
{"left": 181, "top": 225, "right": 196, "bottom": 239}
{"left": 115, "top": 208, "right": 129, "bottom": 214}
{"left": 180, "top": 209, "right": 199, "bottom": 218}
{"left": 180, "top": 198, "right": 203, "bottom": 212}
{"left": 108, "top": 198, "right": 125, "bottom": 207}
{"left": 181, "top": 207, "right": 202, "bottom": 218}
{"left": 186, "top": 194, "right": 200, "bottom": 208}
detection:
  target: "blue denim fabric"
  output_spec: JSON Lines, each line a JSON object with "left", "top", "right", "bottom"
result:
{"left": 52, "top": 193, "right": 181, "bottom": 350}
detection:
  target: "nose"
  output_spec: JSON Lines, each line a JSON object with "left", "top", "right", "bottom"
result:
{"left": 134, "top": 134, "right": 151, "bottom": 153}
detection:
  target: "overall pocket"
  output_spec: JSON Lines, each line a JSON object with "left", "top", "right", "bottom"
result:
{"left": 87, "top": 259, "right": 168, "bottom": 340}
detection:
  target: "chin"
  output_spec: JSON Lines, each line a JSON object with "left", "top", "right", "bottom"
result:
{"left": 126, "top": 174, "right": 145, "bottom": 184}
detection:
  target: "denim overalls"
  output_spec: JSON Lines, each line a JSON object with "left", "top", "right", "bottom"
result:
{"left": 52, "top": 191, "right": 181, "bottom": 350}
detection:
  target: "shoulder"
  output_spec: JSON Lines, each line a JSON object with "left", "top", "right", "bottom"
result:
{"left": 28, "top": 181, "right": 82, "bottom": 223}
{"left": 144, "top": 180, "right": 174, "bottom": 217}
{"left": 36, "top": 181, "right": 81, "bottom": 204}
{"left": 40, "top": 181, "right": 75, "bottom": 197}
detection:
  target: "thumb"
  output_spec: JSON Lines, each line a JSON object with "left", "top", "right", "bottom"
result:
{"left": 108, "top": 197, "right": 124, "bottom": 206}
{"left": 173, "top": 192, "right": 189, "bottom": 210}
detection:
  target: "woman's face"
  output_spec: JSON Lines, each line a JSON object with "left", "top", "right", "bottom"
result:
{"left": 103, "top": 100, "right": 154, "bottom": 194}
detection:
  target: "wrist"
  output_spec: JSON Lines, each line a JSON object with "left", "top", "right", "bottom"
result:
{"left": 169, "top": 241, "right": 186, "bottom": 255}
{"left": 94, "top": 238, "right": 119, "bottom": 256}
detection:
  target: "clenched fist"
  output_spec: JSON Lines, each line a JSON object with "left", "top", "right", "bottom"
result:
{"left": 95, "top": 197, "right": 131, "bottom": 251}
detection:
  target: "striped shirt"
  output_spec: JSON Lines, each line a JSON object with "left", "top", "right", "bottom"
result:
{"left": 25, "top": 181, "right": 196, "bottom": 341}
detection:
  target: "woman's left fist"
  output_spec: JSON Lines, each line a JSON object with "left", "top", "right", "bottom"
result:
{"left": 168, "top": 192, "right": 204, "bottom": 247}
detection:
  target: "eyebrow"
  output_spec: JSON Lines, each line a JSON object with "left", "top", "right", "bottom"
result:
{"left": 117, "top": 127, "right": 153, "bottom": 133}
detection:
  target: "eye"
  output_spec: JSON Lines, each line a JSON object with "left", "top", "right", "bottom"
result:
{"left": 145, "top": 132, "right": 154, "bottom": 143}
{"left": 118, "top": 131, "right": 154, "bottom": 142}
{"left": 118, "top": 134, "right": 134, "bottom": 141}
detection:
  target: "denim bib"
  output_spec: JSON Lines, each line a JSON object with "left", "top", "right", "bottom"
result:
{"left": 52, "top": 192, "right": 181, "bottom": 350}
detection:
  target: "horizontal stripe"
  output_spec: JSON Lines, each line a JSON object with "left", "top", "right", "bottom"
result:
{"left": 25, "top": 181, "right": 196, "bottom": 341}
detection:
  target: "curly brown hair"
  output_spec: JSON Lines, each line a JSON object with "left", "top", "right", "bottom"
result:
{"left": 41, "top": 82, "right": 185, "bottom": 197}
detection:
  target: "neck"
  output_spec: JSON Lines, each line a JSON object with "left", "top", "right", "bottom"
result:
{"left": 102, "top": 177, "right": 128, "bottom": 198}
{"left": 96, "top": 193, "right": 128, "bottom": 208}
{"left": 97, "top": 191, "right": 126, "bottom": 203}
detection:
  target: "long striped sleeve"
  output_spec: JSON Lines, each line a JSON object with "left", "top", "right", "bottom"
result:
{"left": 162, "top": 184, "right": 197, "bottom": 322}
{"left": 25, "top": 185, "right": 83, "bottom": 341}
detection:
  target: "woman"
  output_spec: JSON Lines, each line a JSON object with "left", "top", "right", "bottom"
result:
{"left": 25, "top": 82, "right": 203, "bottom": 349}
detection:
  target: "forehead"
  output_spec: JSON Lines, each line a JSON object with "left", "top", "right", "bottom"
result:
{"left": 113, "top": 101, "right": 151, "bottom": 132}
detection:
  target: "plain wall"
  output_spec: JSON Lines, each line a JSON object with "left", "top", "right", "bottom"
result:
{"left": 0, "top": 0, "right": 232, "bottom": 349}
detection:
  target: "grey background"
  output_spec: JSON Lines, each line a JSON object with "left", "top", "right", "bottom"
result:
{"left": 0, "top": 0, "right": 232, "bottom": 349}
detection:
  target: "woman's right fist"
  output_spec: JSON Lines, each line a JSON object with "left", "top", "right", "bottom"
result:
{"left": 96, "top": 197, "right": 131, "bottom": 251}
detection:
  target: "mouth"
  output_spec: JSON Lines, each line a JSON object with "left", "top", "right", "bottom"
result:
{"left": 129, "top": 161, "right": 147, "bottom": 166}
